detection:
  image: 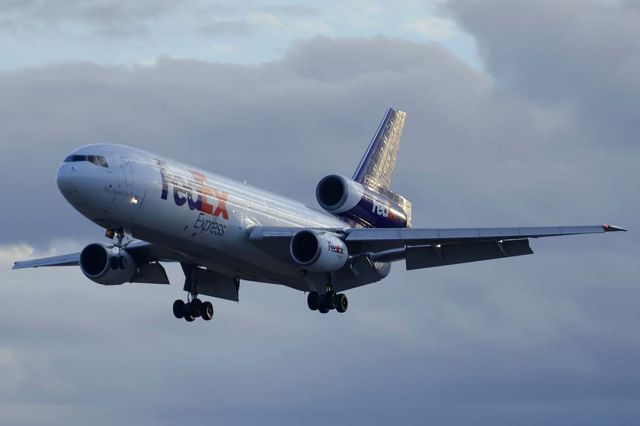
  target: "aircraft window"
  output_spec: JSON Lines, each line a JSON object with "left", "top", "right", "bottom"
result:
{"left": 64, "top": 155, "right": 87, "bottom": 162}
{"left": 64, "top": 154, "right": 108, "bottom": 167}
{"left": 88, "top": 155, "right": 109, "bottom": 168}
{"left": 96, "top": 156, "right": 109, "bottom": 167}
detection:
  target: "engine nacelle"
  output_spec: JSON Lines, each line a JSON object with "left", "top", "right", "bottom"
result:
{"left": 290, "top": 230, "right": 349, "bottom": 272}
{"left": 316, "top": 175, "right": 410, "bottom": 228}
{"left": 79, "top": 243, "right": 136, "bottom": 285}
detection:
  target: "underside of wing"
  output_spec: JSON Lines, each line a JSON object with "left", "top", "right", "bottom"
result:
{"left": 347, "top": 224, "right": 625, "bottom": 270}
{"left": 12, "top": 240, "right": 187, "bottom": 270}
{"left": 368, "top": 239, "right": 534, "bottom": 270}
{"left": 247, "top": 224, "right": 625, "bottom": 273}
{"left": 12, "top": 253, "right": 80, "bottom": 269}
{"left": 345, "top": 224, "right": 626, "bottom": 252}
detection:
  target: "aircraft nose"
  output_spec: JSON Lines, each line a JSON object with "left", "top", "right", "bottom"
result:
{"left": 56, "top": 158, "right": 114, "bottom": 218}
{"left": 56, "top": 163, "right": 78, "bottom": 196}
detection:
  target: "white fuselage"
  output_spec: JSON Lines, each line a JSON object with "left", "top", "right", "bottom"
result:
{"left": 56, "top": 144, "right": 351, "bottom": 291}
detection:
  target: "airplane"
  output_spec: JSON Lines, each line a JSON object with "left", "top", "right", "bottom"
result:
{"left": 13, "top": 108, "right": 625, "bottom": 322}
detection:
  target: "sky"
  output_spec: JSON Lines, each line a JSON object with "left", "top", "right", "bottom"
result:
{"left": 0, "top": 0, "right": 639, "bottom": 425}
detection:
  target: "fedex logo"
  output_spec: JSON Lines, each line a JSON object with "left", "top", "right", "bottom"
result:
{"left": 327, "top": 242, "right": 344, "bottom": 255}
{"left": 371, "top": 200, "right": 389, "bottom": 218}
{"left": 157, "top": 160, "right": 229, "bottom": 220}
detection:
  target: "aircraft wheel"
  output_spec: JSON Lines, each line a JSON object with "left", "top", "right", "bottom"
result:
{"left": 201, "top": 301, "right": 214, "bottom": 321}
{"left": 189, "top": 298, "right": 202, "bottom": 317}
{"left": 318, "top": 305, "right": 329, "bottom": 314}
{"left": 184, "top": 314, "right": 195, "bottom": 322}
{"left": 172, "top": 299, "right": 185, "bottom": 319}
{"left": 307, "top": 292, "right": 319, "bottom": 310}
{"left": 336, "top": 294, "right": 348, "bottom": 313}
{"left": 326, "top": 291, "right": 338, "bottom": 310}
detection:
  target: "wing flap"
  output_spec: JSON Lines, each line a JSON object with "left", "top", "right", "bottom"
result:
{"left": 134, "top": 262, "right": 170, "bottom": 284}
{"left": 405, "top": 239, "right": 533, "bottom": 270}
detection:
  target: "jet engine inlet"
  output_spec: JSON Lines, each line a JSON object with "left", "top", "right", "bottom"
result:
{"left": 290, "top": 230, "right": 349, "bottom": 272}
{"left": 316, "top": 174, "right": 410, "bottom": 228}
{"left": 316, "top": 175, "right": 362, "bottom": 213}
{"left": 79, "top": 243, "right": 136, "bottom": 285}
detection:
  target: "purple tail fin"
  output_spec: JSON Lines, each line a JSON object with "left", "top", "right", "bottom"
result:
{"left": 352, "top": 108, "right": 412, "bottom": 227}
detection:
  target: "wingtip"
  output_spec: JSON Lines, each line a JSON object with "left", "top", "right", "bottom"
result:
{"left": 603, "top": 224, "right": 627, "bottom": 232}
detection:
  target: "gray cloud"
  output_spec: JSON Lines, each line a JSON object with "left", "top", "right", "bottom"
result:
{"left": 198, "top": 5, "right": 322, "bottom": 38}
{"left": 198, "top": 19, "right": 253, "bottom": 36}
{"left": 447, "top": 0, "right": 640, "bottom": 146}
{"left": 0, "top": 1, "right": 639, "bottom": 424}
{"left": 262, "top": 4, "right": 321, "bottom": 17}
{"left": 0, "top": 0, "right": 192, "bottom": 36}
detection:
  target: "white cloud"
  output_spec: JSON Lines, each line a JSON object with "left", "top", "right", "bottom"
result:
{"left": 0, "top": 240, "right": 83, "bottom": 267}
{"left": 208, "top": 42, "right": 235, "bottom": 56}
{"left": 345, "top": 0, "right": 383, "bottom": 29}
{"left": 0, "top": 244, "right": 35, "bottom": 266}
{"left": 288, "top": 18, "right": 332, "bottom": 35}
{"left": 403, "top": 16, "right": 456, "bottom": 40}
{"left": 246, "top": 12, "right": 282, "bottom": 29}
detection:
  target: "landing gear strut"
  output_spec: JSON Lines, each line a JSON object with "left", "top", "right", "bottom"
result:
{"left": 172, "top": 296, "right": 214, "bottom": 321}
{"left": 307, "top": 289, "right": 348, "bottom": 314}
{"left": 106, "top": 228, "right": 129, "bottom": 250}
{"left": 105, "top": 228, "right": 131, "bottom": 269}
{"left": 173, "top": 263, "right": 214, "bottom": 322}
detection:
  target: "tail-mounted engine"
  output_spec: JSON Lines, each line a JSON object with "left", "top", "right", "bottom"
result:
{"left": 316, "top": 175, "right": 411, "bottom": 228}
{"left": 79, "top": 243, "right": 136, "bottom": 285}
{"left": 290, "top": 230, "right": 349, "bottom": 272}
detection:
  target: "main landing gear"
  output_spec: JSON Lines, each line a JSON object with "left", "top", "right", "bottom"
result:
{"left": 307, "top": 289, "right": 348, "bottom": 314}
{"left": 173, "top": 295, "right": 214, "bottom": 322}
{"left": 174, "top": 263, "right": 214, "bottom": 322}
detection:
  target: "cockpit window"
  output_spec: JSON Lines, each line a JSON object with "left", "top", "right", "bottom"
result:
{"left": 64, "top": 155, "right": 86, "bottom": 162}
{"left": 64, "top": 154, "right": 108, "bottom": 168}
{"left": 87, "top": 155, "right": 109, "bottom": 167}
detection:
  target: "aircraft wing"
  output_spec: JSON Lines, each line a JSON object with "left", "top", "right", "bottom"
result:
{"left": 12, "top": 253, "right": 80, "bottom": 269}
{"left": 14, "top": 224, "right": 625, "bottom": 272}
{"left": 344, "top": 224, "right": 626, "bottom": 251}
{"left": 345, "top": 224, "right": 625, "bottom": 270}
{"left": 249, "top": 224, "right": 625, "bottom": 270}
{"left": 12, "top": 240, "right": 186, "bottom": 270}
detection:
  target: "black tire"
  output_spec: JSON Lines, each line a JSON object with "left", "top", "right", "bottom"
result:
{"left": 307, "top": 292, "right": 319, "bottom": 310}
{"left": 172, "top": 299, "right": 185, "bottom": 319}
{"left": 189, "top": 298, "right": 202, "bottom": 317}
{"left": 336, "top": 294, "right": 348, "bottom": 313}
{"left": 326, "top": 291, "right": 338, "bottom": 310}
{"left": 318, "top": 305, "right": 329, "bottom": 314}
{"left": 201, "top": 301, "right": 214, "bottom": 321}
{"left": 184, "top": 314, "right": 195, "bottom": 322}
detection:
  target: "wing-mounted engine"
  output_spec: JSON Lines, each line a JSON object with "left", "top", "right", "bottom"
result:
{"left": 79, "top": 243, "right": 169, "bottom": 285}
{"left": 290, "top": 230, "right": 349, "bottom": 272}
{"left": 316, "top": 175, "right": 411, "bottom": 228}
{"left": 80, "top": 243, "right": 136, "bottom": 285}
